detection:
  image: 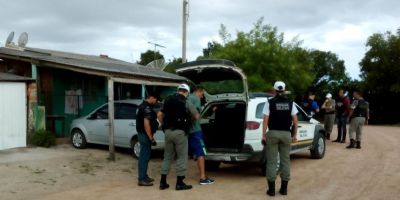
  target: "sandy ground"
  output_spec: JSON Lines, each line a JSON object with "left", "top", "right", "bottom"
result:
{"left": 0, "top": 125, "right": 399, "bottom": 200}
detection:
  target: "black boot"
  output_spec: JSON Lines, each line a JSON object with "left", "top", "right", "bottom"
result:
{"left": 326, "top": 133, "right": 330, "bottom": 140}
{"left": 159, "top": 174, "right": 169, "bottom": 190}
{"left": 346, "top": 139, "right": 355, "bottom": 149}
{"left": 356, "top": 141, "right": 361, "bottom": 149}
{"left": 176, "top": 176, "right": 192, "bottom": 191}
{"left": 266, "top": 181, "right": 275, "bottom": 196}
{"left": 279, "top": 180, "right": 288, "bottom": 195}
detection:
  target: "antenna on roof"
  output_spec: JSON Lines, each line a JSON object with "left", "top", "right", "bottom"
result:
{"left": 18, "top": 32, "right": 28, "bottom": 48}
{"left": 5, "top": 31, "right": 15, "bottom": 47}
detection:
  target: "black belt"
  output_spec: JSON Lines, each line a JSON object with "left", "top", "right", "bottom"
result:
{"left": 325, "top": 112, "right": 335, "bottom": 114}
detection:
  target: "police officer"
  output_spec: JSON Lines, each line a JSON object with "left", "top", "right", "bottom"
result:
{"left": 321, "top": 93, "right": 336, "bottom": 140}
{"left": 136, "top": 92, "right": 159, "bottom": 186}
{"left": 262, "top": 81, "right": 298, "bottom": 196}
{"left": 346, "top": 90, "right": 369, "bottom": 149}
{"left": 157, "top": 83, "right": 199, "bottom": 191}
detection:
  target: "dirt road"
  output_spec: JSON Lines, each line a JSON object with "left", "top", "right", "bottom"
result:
{"left": 1, "top": 125, "right": 399, "bottom": 200}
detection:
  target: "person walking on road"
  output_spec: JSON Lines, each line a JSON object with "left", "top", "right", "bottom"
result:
{"left": 333, "top": 89, "right": 350, "bottom": 143}
{"left": 136, "top": 92, "right": 159, "bottom": 186}
{"left": 262, "top": 81, "right": 298, "bottom": 196}
{"left": 187, "top": 86, "right": 215, "bottom": 185}
{"left": 157, "top": 83, "right": 199, "bottom": 191}
{"left": 321, "top": 93, "right": 336, "bottom": 140}
{"left": 346, "top": 90, "right": 369, "bottom": 149}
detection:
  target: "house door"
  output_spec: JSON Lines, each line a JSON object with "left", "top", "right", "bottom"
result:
{"left": 0, "top": 82, "right": 27, "bottom": 150}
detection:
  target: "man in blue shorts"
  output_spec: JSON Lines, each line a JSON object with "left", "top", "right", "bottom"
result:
{"left": 187, "top": 86, "right": 215, "bottom": 185}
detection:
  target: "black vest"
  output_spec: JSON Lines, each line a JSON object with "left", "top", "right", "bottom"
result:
{"left": 269, "top": 96, "right": 293, "bottom": 131}
{"left": 162, "top": 93, "right": 191, "bottom": 131}
{"left": 136, "top": 101, "right": 158, "bottom": 134}
{"left": 352, "top": 99, "right": 369, "bottom": 118}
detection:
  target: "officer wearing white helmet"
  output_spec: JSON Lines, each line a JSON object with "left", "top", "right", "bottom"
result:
{"left": 262, "top": 81, "right": 298, "bottom": 196}
{"left": 157, "top": 83, "right": 199, "bottom": 191}
{"left": 321, "top": 93, "right": 336, "bottom": 140}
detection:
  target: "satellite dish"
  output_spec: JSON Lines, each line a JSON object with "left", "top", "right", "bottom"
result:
{"left": 5, "top": 31, "right": 14, "bottom": 46}
{"left": 146, "top": 59, "right": 168, "bottom": 71}
{"left": 18, "top": 32, "right": 28, "bottom": 48}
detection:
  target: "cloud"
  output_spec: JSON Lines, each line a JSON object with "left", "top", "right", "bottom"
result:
{"left": 1, "top": 0, "right": 399, "bottom": 78}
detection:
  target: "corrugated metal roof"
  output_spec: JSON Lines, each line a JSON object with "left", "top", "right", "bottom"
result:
{"left": 0, "top": 47, "right": 185, "bottom": 82}
{"left": 0, "top": 72, "right": 33, "bottom": 82}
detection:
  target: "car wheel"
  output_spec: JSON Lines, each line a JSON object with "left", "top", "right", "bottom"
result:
{"left": 205, "top": 160, "right": 221, "bottom": 171}
{"left": 131, "top": 137, "right": 140, "bottom": 159}
{"left": 310, "top": 133, "right": 326, "bottom": 159}
{"left": 71, "top": 129, "right": 87, "bottom": 149}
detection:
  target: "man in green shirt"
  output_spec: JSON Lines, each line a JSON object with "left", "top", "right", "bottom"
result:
{"left": 188, "top": 86, "right": 215, "bottom": 185}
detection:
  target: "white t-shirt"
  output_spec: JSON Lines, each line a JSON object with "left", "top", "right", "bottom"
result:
{"left": 262, "top": 99, "right": 298, "bottom": 116}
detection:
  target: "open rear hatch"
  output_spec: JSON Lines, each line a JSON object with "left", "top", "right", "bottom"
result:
{"left": 176, "top": 59, "right": 249, "bottom": 151}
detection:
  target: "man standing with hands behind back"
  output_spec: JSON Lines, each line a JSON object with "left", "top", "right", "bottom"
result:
{"left": 262, "top": 81, "right": 298, "bottom": 197}
{"left": 136, "top": 92, "right": 159, "bottom": 186}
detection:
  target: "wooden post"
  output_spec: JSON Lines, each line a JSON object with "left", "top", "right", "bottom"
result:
{"left": 107, "top": 77, "right": 115, "bottom": 161}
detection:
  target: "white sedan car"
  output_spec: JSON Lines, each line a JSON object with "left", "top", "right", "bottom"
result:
{"left": 70, "top": 100, "right": 165, "bottom": 158}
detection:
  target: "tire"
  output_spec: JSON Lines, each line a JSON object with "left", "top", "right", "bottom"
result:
{"left": 71, "top": 129, "right": 87, "bottom": 149}
{"left": 131, "top": 137, "right": 140, "bottom": 159}
{"left": 310, "top": 133, "right": 326, "bottom": 159}
{"left": 205, "top": 160, "right": 221, "bottom": 171}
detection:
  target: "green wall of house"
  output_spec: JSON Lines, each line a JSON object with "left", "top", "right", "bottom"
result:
{"left": 49, "top": 69, "right": 107, "bottom": 137}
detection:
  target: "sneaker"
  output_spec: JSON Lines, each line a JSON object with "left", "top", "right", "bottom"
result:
{"left": 200, "top": 177, "right": 215, "bottom": 185}
{"left": 138, "top": 180, "right": 154, "bottom": 186}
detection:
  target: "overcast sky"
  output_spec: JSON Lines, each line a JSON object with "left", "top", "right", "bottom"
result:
{"left": 1, "top": 0, "right": 399, "bottom": 79}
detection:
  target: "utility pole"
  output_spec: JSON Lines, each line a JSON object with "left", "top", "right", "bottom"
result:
{"left": 107, "top": 77, "right": 115, "bottom": 161}
{"left": 148, "top": 41, "right": 166, "bottom": 62}
{"left": 182, "top": 0, "right": 189, "bottom": 63}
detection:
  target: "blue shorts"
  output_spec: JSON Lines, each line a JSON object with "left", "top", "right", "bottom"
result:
{"left": 189, "top": 131, "right": 207, "bottom": 157}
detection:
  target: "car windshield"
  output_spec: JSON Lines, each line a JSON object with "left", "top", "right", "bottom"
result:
{"left": 201, "top": 80, "right": 244, "bottom": 95}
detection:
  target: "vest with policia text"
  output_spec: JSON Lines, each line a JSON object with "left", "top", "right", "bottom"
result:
{"left": 162, "top": 93, "right": 191, "bottom": 132}
{"left": 268, "top": 95, "right": 293, "bottom": 131}
{"left": 352, "top": 99, "right": 369, "bottom": 118}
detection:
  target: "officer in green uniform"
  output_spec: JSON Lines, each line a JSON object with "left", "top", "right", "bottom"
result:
{"left": 157, "top": 83, "right": 199, "bottom": 191}
{"left": 262, "top": 81, "right": 298, "bottom": 196}
{"left": 346, "top": 90, "right": 369, "bottom": 149}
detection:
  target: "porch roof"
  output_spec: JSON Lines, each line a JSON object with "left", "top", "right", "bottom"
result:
{"left": 0, "top": 47, "right": 185, "bottom": 85}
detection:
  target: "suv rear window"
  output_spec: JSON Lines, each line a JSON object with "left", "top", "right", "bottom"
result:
{"left": 256, "top": 102, "right": 265, "bottom": 119}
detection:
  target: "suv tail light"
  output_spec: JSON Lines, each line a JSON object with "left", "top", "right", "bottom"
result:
{"left": 246, "top": 121, "right": 260, "bottom": 130}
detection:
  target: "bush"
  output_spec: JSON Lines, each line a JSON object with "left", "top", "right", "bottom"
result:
{"left": 31, "top": 129, "right": 56, "bottom": 147}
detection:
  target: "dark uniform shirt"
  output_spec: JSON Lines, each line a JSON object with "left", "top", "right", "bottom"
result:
{"left": 136, "top": 101, "right": 158, "bottom": 134}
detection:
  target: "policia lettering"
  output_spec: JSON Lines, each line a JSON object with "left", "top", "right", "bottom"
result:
{"left": 262, "top": 81, "right": 298, "bottom": 196}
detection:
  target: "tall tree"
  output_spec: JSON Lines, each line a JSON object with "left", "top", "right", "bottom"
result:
{"left": 137, "top": 50, "right": 164, "bottom": 66}
{"left": 359, "top": 29, "right": 400, "bottom": 124}
{"left": 201, "top": 18, "right": 315, "bottom": 94}
{"left": 308, "top": 50, "right": 351, "bottom": 97}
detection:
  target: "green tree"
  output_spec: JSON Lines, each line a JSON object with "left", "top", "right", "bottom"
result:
{"left": 163, "top": 57, "right": 182, "bottom": 73}
{"left": 137, "top": 50, "right": 164, "bottom": 65}
{"left": 359, "top": 29, "right": 400, "bottom": 124}
{"left": 360, "top": 30, "right": 400, "bottom": 93}
{"left": 201, "top": 18, "right": 315, "bottom": 94}
{"left": 308, "top": 50, "right": 351, "bottom": 97}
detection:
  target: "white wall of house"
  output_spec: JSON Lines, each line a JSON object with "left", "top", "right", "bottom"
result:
{"left": 0, "top": 82, "right": 27, "bottom": 150}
